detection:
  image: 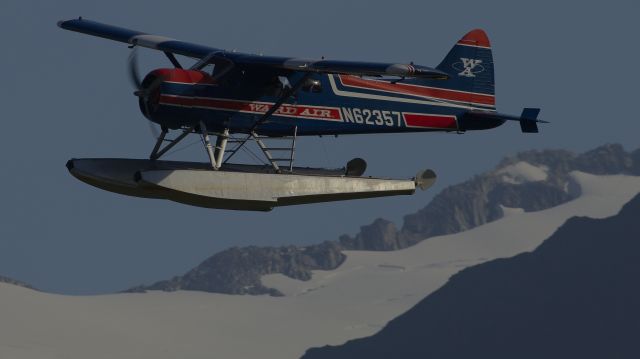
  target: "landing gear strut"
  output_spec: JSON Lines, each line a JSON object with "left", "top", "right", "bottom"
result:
{"left": 199, "top": 121, "right": 228, "bottom": 170}
{"left": 148, "top": 123, "right": 230, "bottom": 170}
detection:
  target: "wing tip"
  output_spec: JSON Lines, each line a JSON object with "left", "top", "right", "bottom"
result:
{"left": 57, "top": 16, "right": 84, "bottom": 29}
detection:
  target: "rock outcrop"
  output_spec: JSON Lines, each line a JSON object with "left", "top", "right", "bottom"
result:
{"left": 341, "top": 143, "right": 638, "bottom": 250}
{"left": 128, "top": 241, "right": 345, "bottom": 296}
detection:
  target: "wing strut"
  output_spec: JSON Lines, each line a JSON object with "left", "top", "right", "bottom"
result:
{"left": 163, "top": 52, "right": 183, "bottom": 69}
{"left": 149, "top": 125, "right": 195, "bottom": 160}
{"left": 223, "top": 73, "right": 312, "bottom": 168}
{"left": 251, "top": 73, "right": 312, "bottom": 131}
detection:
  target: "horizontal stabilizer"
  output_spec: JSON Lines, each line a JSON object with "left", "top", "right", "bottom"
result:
{"left": 520, "top": 108, "right": 541, "bottom": 133}
{"left": 464, "top": 108, "right": 546, "bottom": 133}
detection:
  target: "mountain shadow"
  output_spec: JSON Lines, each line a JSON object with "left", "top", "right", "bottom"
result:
{"left": 302, "top": 193, "right": 640, "bottom": 359}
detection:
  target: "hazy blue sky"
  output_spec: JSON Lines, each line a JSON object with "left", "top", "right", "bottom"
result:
{"left": 1, "top": 0, "right": 638, "bottom": 294}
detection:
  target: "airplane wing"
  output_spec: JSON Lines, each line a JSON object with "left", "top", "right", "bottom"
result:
{"left": 58, "top": 18, "right": 448, "bottom": 79}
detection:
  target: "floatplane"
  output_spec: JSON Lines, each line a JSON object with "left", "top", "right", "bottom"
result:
{"left": 59, "top": 18, "right": 544, "bottom": 211}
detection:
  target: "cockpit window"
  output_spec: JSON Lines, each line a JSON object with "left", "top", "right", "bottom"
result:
{"left": 264, "top": 76, "right": 291, "bottom": 97}
{"left": 201, "top": 63, "right": 215, "bottom": 75}
{"left": 302, "top": 78, "right": 322, "bottom": 93}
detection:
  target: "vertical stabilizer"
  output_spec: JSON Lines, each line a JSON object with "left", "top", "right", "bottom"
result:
{"left": 409, "top": 29, "right": 495, "bottom": 109}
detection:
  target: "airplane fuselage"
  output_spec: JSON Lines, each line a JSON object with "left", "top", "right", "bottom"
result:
{"left": 144, "top": 68, "right": 504, "bottom": 136}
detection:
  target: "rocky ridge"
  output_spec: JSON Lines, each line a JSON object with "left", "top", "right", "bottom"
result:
{"left": 341, "top": 143, "right": 640, "bottom": 251}
{"left": 130, "top": 144, "right": 640, "bottom": 296}
{"left": 128, "top": 241, "right": 345, "bottom": 296}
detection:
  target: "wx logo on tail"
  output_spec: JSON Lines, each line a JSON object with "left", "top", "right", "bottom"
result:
{"left": 454, "top": 58, "right": 484, "bottom": 77}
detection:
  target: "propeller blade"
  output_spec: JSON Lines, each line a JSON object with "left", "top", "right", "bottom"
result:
{"left": 127, "top": 47, "right": 164, "bottom": 139}
{"left": 127, "top": 47, "right": 142, "bottom": 90}
{"left": 148, "top": 121, "right": 160, "bottom": 139}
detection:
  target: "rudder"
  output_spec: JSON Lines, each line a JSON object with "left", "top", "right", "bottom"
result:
{"left": 437, "top": 29, "right": 495, "bottom": 108}
{"left": 408, "top": 29, "right": 495, "bottom": 109}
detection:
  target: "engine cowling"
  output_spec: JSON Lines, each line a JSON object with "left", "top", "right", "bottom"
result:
{"left": 137, "top": 72, "right": 162, "bottom": 120}
{"left": 137, "top": 68, "right": 216, "bottom": 128}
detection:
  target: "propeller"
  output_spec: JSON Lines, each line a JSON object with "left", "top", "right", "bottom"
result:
{"left": 127, "top": 47, "right": 161, "bottom": 138}
{"left": 127, "top": 48, "right": 142, "bottom": 90}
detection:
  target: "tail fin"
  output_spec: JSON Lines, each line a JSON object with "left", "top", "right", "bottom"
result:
{"left": 411, "top": 29, "right": 495, "bottom": 109}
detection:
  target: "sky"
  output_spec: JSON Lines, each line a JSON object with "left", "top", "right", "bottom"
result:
{"left": 0, "top": 0, "right": 638, "bottom": 294}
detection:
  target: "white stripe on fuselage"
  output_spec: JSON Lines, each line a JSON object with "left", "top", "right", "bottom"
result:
{"left": 327, "top": 75, "right": 495, "bottom": 111}
{"left": 341, "top": 77, "right": 495, "bottom": 109}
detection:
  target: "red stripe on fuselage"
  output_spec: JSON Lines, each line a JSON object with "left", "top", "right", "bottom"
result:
{"left": 403, "top": 113, "right": 457, "bottom": 129}
{"left": 338, "top": 75, "right": 495, "bottom": 106}
{"left": 159, "top": 95, "right": 343, "bottom": 121}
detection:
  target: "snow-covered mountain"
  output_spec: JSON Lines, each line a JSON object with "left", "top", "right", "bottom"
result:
{"left": 1, "top": 170, "right": 639, "bottom": 359}
{"left": 131, "top": 144, "right": 640, "bottom": 295}
{"left": 302, "top": 193, "right": 640, "bottom": 359}
{"left": 343, "top": 143, "right": 640, "bottom": 250}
